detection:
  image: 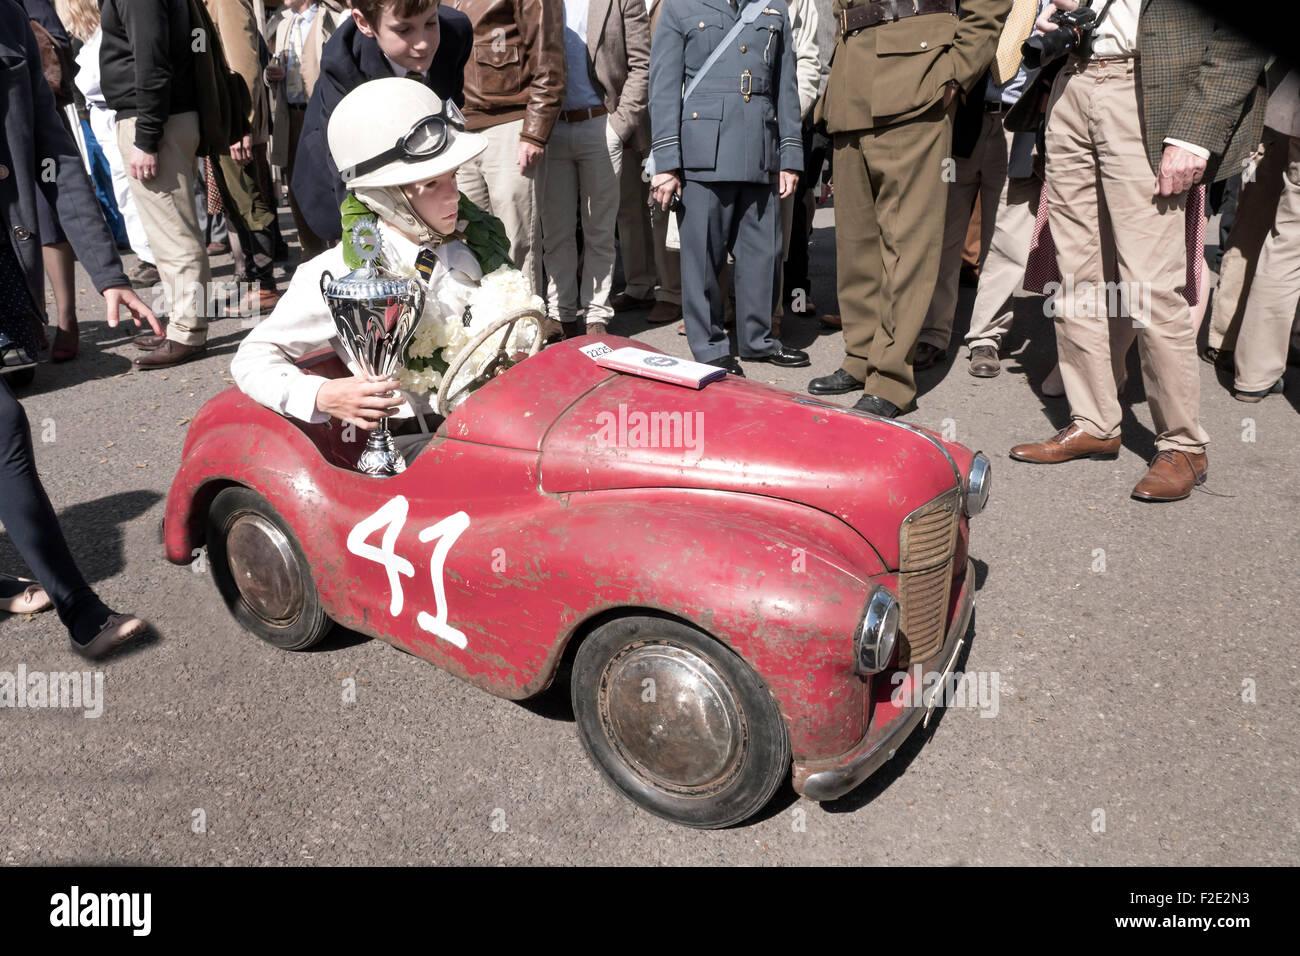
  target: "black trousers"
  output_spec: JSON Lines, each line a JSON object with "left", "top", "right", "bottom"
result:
{"left": 0, "top": 377, "right": 96, "bottom": 628}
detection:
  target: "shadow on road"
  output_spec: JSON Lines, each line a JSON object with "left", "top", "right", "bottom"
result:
{"left": 0, "top": 489, "right": 162, "bottom": 586}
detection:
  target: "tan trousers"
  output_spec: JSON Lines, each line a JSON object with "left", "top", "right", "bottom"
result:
{"left": 456, "top": 119, "right": 542, "bottom": 294}
{"left": 1208, "top": 127, "right": 1292, "bottom": 352}
{"left": 921, "top": 111, "right": 1009, "bottom": 349}
{"left": 833, "top": 99, "right": 953, "bottom": 408}
{"left": 649, "top": 192, "right": 682, "bottom": 306}
{"left": 965, "top": 133, "right": 1042, "bottom": 351}
{"left": 1045, "top": 59, "right": 1207, "bottom": 453}
{"left": 1235, "top": 135, "right": 1300, "bottom": 392}
{"left": 617, "top": 143, "right": 658, "bottom": 299}
{"left": 538, "top": 115, "right": 623, "bottom": 323}
{"left": 116, "top": 112, "right": 210, "bottom": 345}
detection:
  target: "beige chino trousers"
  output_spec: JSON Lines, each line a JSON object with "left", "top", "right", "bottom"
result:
{"left": 1044, "top": 59, "right": 1207, "bottom": 453}
{"left": 456, "top": 118, "right": 543, "bottom": 295}
{"left": 116, "top": 112, "right": 210, "bottom": 345}
{"left": 1234, "top": 135, "right": 1300, "bottom": 392}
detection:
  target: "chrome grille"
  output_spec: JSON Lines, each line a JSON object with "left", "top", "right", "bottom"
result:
{"left": 897, "top": 489, "right": 959, "bottom": 666}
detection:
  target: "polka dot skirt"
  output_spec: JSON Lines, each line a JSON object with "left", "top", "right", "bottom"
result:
{"left": 0, "top": 235, "right": 42, "bottom": 357}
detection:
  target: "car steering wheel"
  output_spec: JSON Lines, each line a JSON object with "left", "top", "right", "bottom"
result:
{"left": 435, "top": 306, "right": 545, "bottom": 416}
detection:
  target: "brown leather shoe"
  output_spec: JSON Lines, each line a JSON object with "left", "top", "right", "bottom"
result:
{"left": 1132, "top": 449, "right": 1207, "bottom": 502}
{"left": 646, "top": 301, "right": 681, "bottom": 324}
{"left": 240, "top": 286, "right": 282, "bottom": 317}
{"left": 819, "top": 312, "right": 843, "bottom": 329}
{"left": 134, "top": 339, "right": 206, "bottom": 369}
{"left": 969, "top": 344, "right": 1000, "bottom": 378}
{"left": 133, "top": 332, "right": 167, "bottom": 351}
{"left": 585, "top": 321, "right": 608, "bottom": 336}
{"left": 1009, "top": 424, "right": 1121, "bottom": 464}
{"left": 0, "top": 574, "right": 51, "bottom": 614}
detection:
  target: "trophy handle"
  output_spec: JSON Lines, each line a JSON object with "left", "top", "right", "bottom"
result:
{"left": 319, "top": 271, "right": 333, "bottom": 301}
{"left": 407, "top": 277, "right": 426, "bottom": 324}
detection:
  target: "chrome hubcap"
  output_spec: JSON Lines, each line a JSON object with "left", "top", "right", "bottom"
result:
{"left": 598, "top": 641, "right": 747, "bottom": 796}
{"left": 225, "top": 514, "right": 303, "bottom": 626}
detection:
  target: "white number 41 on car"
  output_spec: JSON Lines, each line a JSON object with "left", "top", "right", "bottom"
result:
{"left": 347, "top": 496, "right": 470, "bottom": 649}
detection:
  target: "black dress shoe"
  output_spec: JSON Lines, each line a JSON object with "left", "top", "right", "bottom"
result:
{"left": 611, "top": 291, "right": 655, "bottom": 313}
{"left": 913, "top": 342, "right": 947, "bottom": 371}
{"left": 853, "top": 394, "right": 902, "bottom": 418}
{"left": 808, "top": 368, "right": 864, "bottom": 395}
{"left": 706, "top": 355, "right": 745, "bottom": 377}
{"left": 746, "top": 344, "right": 810, "bottom": 368}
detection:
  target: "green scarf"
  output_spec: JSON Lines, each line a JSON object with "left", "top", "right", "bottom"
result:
{"left": 339, "top": 192, "right": 512, "bottom": 274}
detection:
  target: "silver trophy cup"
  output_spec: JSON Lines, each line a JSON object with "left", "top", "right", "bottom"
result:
{"left": 319, "top": 263, "right": 426, "bottom": 476}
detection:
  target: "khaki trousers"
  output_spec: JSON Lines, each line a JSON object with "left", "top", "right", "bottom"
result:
{"left": 1045, "top": 59, "right": 1207, "bottom": 453}
{"left": 833, "top": 99, "right": 952, "bottom": 408}
{"left": 1208, "top": 127, "right": 1292, "bottom": 352}
{"left": 649, "top": 194, "right": 682, "bottom": 305}
{"left": 117, "top": 112, "right": 210, "bottom": 345}
{"left": 1234, "top": 135, "right": 1300, "bottom": 392}
{"left": 617, "top": 143, "right": 658, "bottom": 299}
{"left": 456, "top": 119, "right": 542, "bottom": 294}
{"left": 965, "top": 136, "right": 1042, "bottom": 351}
{"left": 538, "top": 115, "right": 623, "bottom": 323}
{"left": 921, "top": 111, "right": 1008, "bottom": 349}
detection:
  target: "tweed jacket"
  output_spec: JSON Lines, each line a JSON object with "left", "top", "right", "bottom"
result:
{"left": 1134, "top": 0, "right": 1268, "bottom": 182}
{"left": 583, "top": 0, "right": 652, "bottom": 150}
{"left": 264, "top": 0, "right": 346, "bottom": 167}
{"left": 1, "top": 1, "right": 127, "bottom": 312}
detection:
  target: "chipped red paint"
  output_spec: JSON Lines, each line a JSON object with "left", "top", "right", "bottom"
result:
{"left": 164, "top": 336, "right": 978, "bottom": 781}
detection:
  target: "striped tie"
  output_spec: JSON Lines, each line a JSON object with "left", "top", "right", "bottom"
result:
{"left": 413, "top": 249, "right": 437, "bottom": 280}
{"left": 993, "top": 0, "right": 1039, "bottom": 86}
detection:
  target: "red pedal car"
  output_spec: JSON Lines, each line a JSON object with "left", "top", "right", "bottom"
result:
{"left": 164, "top": 336, "right": 989, "bottom": 828}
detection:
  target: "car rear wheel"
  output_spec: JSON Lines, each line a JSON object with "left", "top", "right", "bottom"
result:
{"left": 206, "top": 486, "right": 332, "bottom": 651}
{"left": 571, "top": 616, "right": 790, "bottom": 829}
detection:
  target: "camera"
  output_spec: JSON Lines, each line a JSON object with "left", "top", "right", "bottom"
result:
{"left": 1021, "top": 4, "right": 1100, "bottom": 71}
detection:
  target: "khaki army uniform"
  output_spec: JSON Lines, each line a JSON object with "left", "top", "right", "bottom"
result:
{"left": 820, "top": 0, "right": 1010, "bottom": 409}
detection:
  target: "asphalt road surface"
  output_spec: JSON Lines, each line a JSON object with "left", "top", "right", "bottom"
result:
{"left": 2, "top": 202, "right": 1296, "bottom": 866}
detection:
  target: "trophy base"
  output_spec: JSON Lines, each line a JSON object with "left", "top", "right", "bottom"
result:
{"left": 355, "top": 430, "right": 407, "bottom": 477}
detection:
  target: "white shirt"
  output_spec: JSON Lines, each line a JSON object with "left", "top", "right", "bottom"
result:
{"left": 386, "top": 54, "right": 423, "bottom": 81}
{"left": 232, "top": 224, "right": 482, "bottom": 424}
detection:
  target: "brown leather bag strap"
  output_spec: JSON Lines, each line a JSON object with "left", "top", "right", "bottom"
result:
{"left": 839, "top": 0, "right": 959, "bottom": 37}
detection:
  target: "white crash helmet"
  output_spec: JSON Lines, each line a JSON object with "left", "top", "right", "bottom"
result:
{"left": 328, "top": 77, "right": 486, "bottom": 243}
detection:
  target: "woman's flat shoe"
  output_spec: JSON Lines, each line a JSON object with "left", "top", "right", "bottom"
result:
{"left": 69, "top": 613, "right": 148, "bottom": 660}
{"left": 0, "top": 576, "right": 52, "bottom": 614}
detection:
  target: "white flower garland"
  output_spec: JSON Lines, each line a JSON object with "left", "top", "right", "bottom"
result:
{"left": 398, "top": 265, "right": 543, "bottom": 398}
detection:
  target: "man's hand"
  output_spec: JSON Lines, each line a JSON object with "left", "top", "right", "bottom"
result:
{"left": 1156, "top": 144, "right": 1207, "bottom": 196}
{"left": 315, "top": 375, "right": 405, "bottom": 430}
{"left": 517, "top": 140, "right": 544, "bottom": 173}
{"left": 779, "top": 170, "right": 799, "bottom": 200}
{"left": 265, "top": 63, "right": 286, "bottom": 84}
{"left": 128, "top": 148, "right": 158, "bottom": 181}
{"left": 1036, "top": 0, "right": 1078, "bottom": 32}
{"left": 103, "top": 286, "right": 163, "bottom": 336}
{"left": 230, "top": 134, "right": 253, "bottom": 165}
{"left": 651, "top": 171, "right": 682, "bottom": 211}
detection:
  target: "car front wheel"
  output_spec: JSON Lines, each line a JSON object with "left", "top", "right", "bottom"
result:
{"left": 206, "top": 486, "right": 332, "bottom": 651}
{"left": 571, "top": 616, "right": 790, "bottom": 829}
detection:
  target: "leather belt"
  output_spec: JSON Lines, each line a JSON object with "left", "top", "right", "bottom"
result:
{"left": 984, "top": 99, "right": 1008, "bottom": 113}
{"left": 838, "top": 0, "right": 958, "bottom": 36}
{"left": 559, "top": 104, "right": 609, "bottom": 123}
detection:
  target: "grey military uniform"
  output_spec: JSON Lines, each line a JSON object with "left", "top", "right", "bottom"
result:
{"left": 649, "top": 0, "right": 803, "bottom": 363}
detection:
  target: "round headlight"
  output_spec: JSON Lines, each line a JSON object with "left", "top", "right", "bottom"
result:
{"left": 856, "top": 587, "right": 899, "bottom": 675}
{"left": 965, "top": 452, "right": 991, "bottom": 517}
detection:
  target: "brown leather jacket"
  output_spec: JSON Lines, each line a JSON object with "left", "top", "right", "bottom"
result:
{"left": 448, "top": 0, "right": 567, "bottom": 146}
